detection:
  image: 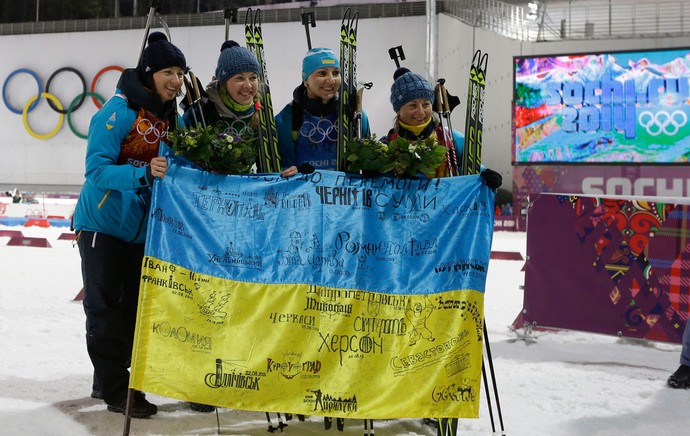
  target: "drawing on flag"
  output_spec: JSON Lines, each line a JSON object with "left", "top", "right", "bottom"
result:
{"left": 129, "top": 163, "right": 495, "bottom": 419}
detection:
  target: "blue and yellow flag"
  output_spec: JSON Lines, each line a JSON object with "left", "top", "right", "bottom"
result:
{"left": 130, "top": 164, "right": 494, "bottom": 419}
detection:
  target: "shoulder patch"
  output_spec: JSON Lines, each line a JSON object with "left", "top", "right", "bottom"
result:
{"left": 106, "top": 112, "right": 117, "bottom": 130}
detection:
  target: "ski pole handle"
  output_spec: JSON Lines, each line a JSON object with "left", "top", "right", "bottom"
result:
{"left": 188, "top": 71, "right": 201, "bottom": 102}
{"left": 355, "top": 83, "right": 371, "bottom": 140}
{"left": 301, "top": 12, "right": 316, "bottom": 50}
{"left": 441, "top": 83, "right": 451, "bottom": 113}
{"left": 188, "top": 70, "right": 206, "bottom": 128}
{"left": 388, "top": 45, "right": 405, "bottom": 69}
{"left": 183, "top": 76, "right": 194, "bottom": 106}
{"left": 434, "top": 83, "right": 443, "bottom": 113}
{"left": 183, "top": 76, "right": 199, "bottom": 127}
{"left": 224, "top": 8, "right": 238, "bottom": 41}
{"left": 436, "top": 78, "right": 450, "bottom": 113}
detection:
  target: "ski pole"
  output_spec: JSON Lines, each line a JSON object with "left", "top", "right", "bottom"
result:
{"left": 122, "top": 389, "right": 132, "bottom": 436}
{"left": 159, "top": 16, "right": 171, "bottom": 42}
{"left": 187, "top": 70, "right": 206, "bottom": 128}
{"left": 301, "top": 11, "right": 316, "bottom": 50}
{"left": 182, "top": 76, "right": 199, "bottom": 127}
{"left": 484, "top": 321, "right": 506, "bottom": 435}
{"left": 388, "top": 45, "right": 405, "bottom": 68}
{"left": 224, "top": 7, "right": 238, "bottom": 41}
{"left": 138, "top": 0, "right": 163, "bottom": 66}
{"left": 481, "top": 358, "right": 496, "bottom": 434}
{"left": 435, "top": 79, "right": 460, "bottom": 176}
{"left": 356, "top": 82, "right": 372, "bottom": 140}
{"left": 265, "top": 412, "right": 277, "bottom": 433}
{"left": 363, "top": 418, "right": 374, "bottom": 436}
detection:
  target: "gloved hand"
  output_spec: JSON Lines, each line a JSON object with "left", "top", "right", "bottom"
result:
{"left": 480, "top": 168, "right": 502, "bottom": 190}
{"left": 297, "top": 163, "right": 315, "bottom": 174}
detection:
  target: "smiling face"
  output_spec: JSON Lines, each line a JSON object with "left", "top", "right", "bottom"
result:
{"left": 152, "top": 67, "right": 185, "bottom": 103}
{"left": 225, "top": 72, "right": 259, "bottom": 106}
{"left": 398, "top": 98, "right": 433, "bottom": 126}
{"left": 304, "top": 67, "right": 341, "bottom": 104}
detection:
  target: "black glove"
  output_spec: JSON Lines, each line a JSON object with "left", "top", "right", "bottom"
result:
{"left": 481, "top": 168, "right": 502, "bottom": 190}
{"left": 297, "top": 163, "right": 315, "bottom": 174}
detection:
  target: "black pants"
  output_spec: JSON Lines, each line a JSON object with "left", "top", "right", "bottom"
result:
{"left": 77, "top": 231, "right": 145, "bottom": 404}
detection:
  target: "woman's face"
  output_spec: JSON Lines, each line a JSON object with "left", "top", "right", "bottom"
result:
{"left": 398, "top": 98, "right": 433, "bottom": 126}
{"left": 304, "top": 67, "right": 341, "bottom": 104}
{"left": 152, "top": 67, "right": 185, "bottom": 103}
{"left": 225, "top": 72, "right": 259, "bottom": 106}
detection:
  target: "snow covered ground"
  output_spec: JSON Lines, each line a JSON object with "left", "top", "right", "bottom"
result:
{"left": 0, "top": 226, "right": 686, "bottom": 435}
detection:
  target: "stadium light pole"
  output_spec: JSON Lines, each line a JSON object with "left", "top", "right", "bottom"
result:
{"left": 35, "top": 0, "right": 39, "bottom": 21}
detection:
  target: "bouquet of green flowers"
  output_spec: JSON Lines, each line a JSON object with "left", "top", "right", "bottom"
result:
{"left": 168, "top": 125, "right": 258, "bottom": 175}
{"left": 346, "top": 134, "right": 448, "bottom": 178}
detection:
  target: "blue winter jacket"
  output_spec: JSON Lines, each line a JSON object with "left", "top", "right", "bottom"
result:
{"left": 276, "top": 84, "right": 370, "bottom": 170}
{"left": 73, "top": 69, "right": 182, "bottom": 243}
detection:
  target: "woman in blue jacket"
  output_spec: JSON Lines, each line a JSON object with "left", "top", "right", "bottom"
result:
{"left": 276, "top": 47, "right": 370, "bottom": 176}
{"left": 72, "top": 32, "right": 186, "bottom": 419}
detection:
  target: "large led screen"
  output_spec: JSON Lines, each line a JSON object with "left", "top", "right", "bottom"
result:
{"left": 514, "top": 48, "right": 690, "bottom": 164}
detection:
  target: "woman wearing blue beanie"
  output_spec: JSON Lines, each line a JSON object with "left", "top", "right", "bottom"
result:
{"left": 73, "top": 31, "right": 187, "bottom": 419}
{"left": 276, "top": 47, "right": 370, "bottom": 175}
{"left": 183, "top": 40, "right": 261, "bottom": 144}
{"left": 386, "top": 67, "right": 502, "bottom": 187}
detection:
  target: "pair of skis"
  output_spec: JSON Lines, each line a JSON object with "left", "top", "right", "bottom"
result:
{"left": 336, "top": 8, "right": 359, "bottom": 172}
{"left": 460, "top": 50, "right": 488, "bottom": 176}
{"left": 243, "top": 8, "right": 282, "bottom": 173}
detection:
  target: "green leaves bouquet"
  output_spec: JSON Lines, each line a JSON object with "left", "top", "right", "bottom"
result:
{"left": 347, "top": 135, "right": 448, "bottom": 178}
{"left": 168, "top": 125, "right": 258, "bottom": 175}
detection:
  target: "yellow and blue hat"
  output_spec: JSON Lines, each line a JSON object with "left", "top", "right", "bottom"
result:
{"left": 302, "top": 47, "right": 340, "bottom": 81}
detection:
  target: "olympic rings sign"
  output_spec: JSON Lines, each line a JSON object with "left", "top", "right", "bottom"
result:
{"left": 300, "top": 118, "right": 339, "bottom": 144}
{"left": 136, "top": 118, "right": 168, "bottom": 145}
{"left": 216, "top": 119, "right": 255, "bottom": 139}
{"left": 638, "top": 110, "right": 688, "bottom": 137}
{"left": 2, "top": 65, "right": 123, "bottom": 140}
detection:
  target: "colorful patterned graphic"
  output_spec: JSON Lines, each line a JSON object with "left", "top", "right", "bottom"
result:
{"left": 521, "top": 194, "right": 690, "bottom": 342}
{"left": 129, "top": 164, "right": 496, "bottom": 419}
{"left": 514, "top": 49, "right": 690, "bottom": 164}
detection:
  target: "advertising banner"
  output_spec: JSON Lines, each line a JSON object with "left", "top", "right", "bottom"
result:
{"left": 512, "top": 165, "right": 690, "bottom": 230}
{"left": 513, "top": 48, "right": 690, "bottom": 165}
{"left": 520, "top": 193, "right": 690, "bottom": 343}
{"left": 129, "top": 164, "right": 495, "bottom": 419}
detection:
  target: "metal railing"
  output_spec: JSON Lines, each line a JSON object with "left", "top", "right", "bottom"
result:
{"left": 0, "top": 1, "right": 430, "bottom": 35}
{"left": 2, "top": 0, "right": 689, "bottom": 42}
{"left": 441, "top": 0, "right": 531, "bottom": 40}
{"left": 441, "top": 0, "right": 690, "bottom": 42}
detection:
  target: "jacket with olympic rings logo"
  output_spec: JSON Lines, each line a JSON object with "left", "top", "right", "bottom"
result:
{"left": 73, "top": 68, "right": 183, "bottom": 243}
{"left": 276, "top": 83, "right": 371, "bottom": 171}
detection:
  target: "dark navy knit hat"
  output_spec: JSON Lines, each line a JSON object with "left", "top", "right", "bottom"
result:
{"left": 390, "top": 67, "right": 434, "bottom": 113}
{"left": 138, "top": 32, "right": 187, "bottom": 78}
{"left": 215, "top": 40, "right": 260, "bottom": 85}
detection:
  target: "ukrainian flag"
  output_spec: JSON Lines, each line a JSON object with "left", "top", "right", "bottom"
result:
{"left": 130, "top": 163, "right": 494, "bottom": 419}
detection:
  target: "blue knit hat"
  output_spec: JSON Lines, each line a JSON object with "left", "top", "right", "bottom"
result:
{"left": 215, "top": 40, "right": 260, "bottom": 85}
{"left": 390, "top": 67, "right": 434, "bottom": 113}
{"left": 302, "top": 47, "right": 340, "bottom": 81}
{"left": 138, "top": 32, "right": 187, "bottom": 79}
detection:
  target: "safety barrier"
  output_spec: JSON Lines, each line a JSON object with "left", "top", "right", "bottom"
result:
{"left": 0, "top": 230, "right": 23, "bottom": 238}
{"left": 6, "top": 236, "right": 51, "bottom": 247}
{"left": 515, "top": 193, "right": 690, "bottom": 344}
